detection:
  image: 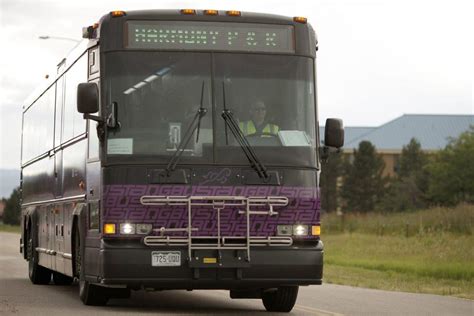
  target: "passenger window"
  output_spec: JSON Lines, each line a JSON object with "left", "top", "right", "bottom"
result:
{"left": 22, "top": 86, "right": 55, "bottom": 162}
{"left": 63, "top": 54, "right": 87, "bottom": 142}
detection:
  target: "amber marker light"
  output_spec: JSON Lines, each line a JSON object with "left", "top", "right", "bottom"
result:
{"left": 110, "top": 11, "right": 126, "bottom": 17}
{"left": 104, "top": 223, "right": 116, "bottom": 234}
{"left": 293, "top": 16, "right": 307, "bottom": 24}
{"left": 226, "top": 10, "right": 241, "bottom": 17}
{"left": 312, "top": 225, "right": 321, "bottom": 236}
{"left": 204, "top": 9, "right": 218, "bottom": 16}
{"left": 181, "top": 9, "right": 196, "bottom": 15}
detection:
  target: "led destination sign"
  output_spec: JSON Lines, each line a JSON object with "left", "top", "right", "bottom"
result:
{"left": 126, "top": 21, "right": 294, "bottom": 53}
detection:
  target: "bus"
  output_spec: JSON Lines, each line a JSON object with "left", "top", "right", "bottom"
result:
{"left": 20, "top": 9, "right": 344, "bottom": 312}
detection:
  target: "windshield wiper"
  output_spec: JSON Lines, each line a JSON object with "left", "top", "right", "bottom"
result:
{"left": 220, "top": 82, "right": 269, "bottom": 180}
{"left": 165, "top": 81, "right": 207, "bottom": 176}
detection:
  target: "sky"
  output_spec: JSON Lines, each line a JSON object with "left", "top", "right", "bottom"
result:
{"left": 0, "top": 0, "right": 473, "bottom": 169}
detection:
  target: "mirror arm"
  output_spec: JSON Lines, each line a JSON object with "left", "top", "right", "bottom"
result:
{"left": 319, "top": 146, "right": 330, "bottom": 163}
{"left": 106, "top": 102, "right": 120, "bottom": 129}
{"left": 83, "top": 113, "right": 104, "bottom": 123}
{"left": 320, "top": 145, "right": 343, "bottom": 163}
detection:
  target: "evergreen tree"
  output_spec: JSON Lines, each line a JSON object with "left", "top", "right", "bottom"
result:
{"left": 380, "top": 138, "right": 428, "bottom": 211}
{"left": 341, "top": 141, "right": 385, "bottom": 212}
{"left": 320, "top": 152, "right": 343, "bottom": 212}
{"left": 398, "top": 138, "right": 426, "bottom": 178}
{"left": 3, "top": 188, "right": 21, "bottom": 225}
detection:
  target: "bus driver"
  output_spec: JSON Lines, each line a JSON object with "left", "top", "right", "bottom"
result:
{"left": 239, "top": 101, "right": 279, "bottom": 137}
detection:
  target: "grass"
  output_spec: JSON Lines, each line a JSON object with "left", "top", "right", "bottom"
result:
{"left": 0, "top": 223, "right": 21, "bottom": 233}
{"left": 2, "top": 206, "right": 472, "bottom": 299}
{"left": 322, "top": 203, "right": 473, "bottom": 236}
{"left": 322, "top": 204, "right": 474, "bottom": 299}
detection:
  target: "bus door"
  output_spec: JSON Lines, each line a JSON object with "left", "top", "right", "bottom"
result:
{"left": 85, "top": 86, "right": 101, "bottom": 234}
{"left": 86, "top": 49, "right": 101, "bottom": 236}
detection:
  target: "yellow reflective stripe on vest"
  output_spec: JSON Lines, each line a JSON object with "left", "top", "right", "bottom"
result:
{"left": 239, "top": 121, "right": 257, "bottom": 136}
{"left": 239, "top": 121, "right": 278, "bottom": 136}
{"left": 263, "top": 124, "right": 279, "bottom": 135}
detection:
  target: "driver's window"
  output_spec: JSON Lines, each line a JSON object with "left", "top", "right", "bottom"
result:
{"left": 214, "top": 54, "right": 315, "bottom": 148}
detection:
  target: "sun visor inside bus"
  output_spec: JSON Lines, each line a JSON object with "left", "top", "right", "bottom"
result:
{"left": 149, "top": 169, "right": 188, "bottom": 184}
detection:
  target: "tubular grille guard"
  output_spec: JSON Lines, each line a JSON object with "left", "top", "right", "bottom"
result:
{"left": 139, "top": 195, "right": 290, "bottom": 262}
{"left": 143, "top": 236, "right": 293, "bottom": 247}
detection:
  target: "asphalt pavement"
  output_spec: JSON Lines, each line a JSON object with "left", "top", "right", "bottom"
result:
{"left": 1, "top": 232, "right": 472, "bottom": 316}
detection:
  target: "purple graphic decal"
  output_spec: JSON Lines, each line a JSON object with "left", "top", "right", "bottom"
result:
{"left": 200, "top": 168, "right": 232, "bottom": 185}
{"left": 103, "top": 185, "right": 320, "bottom": 238}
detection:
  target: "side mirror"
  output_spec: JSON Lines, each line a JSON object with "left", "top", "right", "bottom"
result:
{"left": 77, "top": 82, "right": 99, "bottom": 114}
{"left": 324, "top": 118, "right": 344, "bottom": 148}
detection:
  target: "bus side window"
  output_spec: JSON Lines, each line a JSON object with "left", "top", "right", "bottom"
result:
{"left": 22, "top": 87, "right": 55, "bottom": 163}
{"left": 88, "top": 117, "right": 99, "bottom": 160}
{"left": 63, "top": 54, "right": 88, "bottom": 143}
{"left": 54, "top": 76, "right": 64, "bottom": 147}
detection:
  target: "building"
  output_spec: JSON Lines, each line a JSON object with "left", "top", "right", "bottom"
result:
{"left": 321, "top": 114, "right": 474, "bottom": 177}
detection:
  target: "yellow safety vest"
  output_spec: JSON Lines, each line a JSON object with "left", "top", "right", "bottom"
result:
{"left": 239, "top": 121, "right": 279, "bottom": 136}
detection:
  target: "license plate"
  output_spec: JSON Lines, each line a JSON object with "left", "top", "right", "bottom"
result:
{"left": 151, "top": 251, "right": 181, "bottom": 267}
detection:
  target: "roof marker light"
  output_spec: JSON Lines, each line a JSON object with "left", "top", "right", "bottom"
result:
{"left": 226, "top": 10, "right": 241, "bottom": 17}
{"left": 110, "top": 11, "right": 126, "bottom": 17}
{"left": 204, "top": 9, "right": 218, "bottom": 16}
{"left": 293, "top": 16, "right": 307, "bottom": 23}
{"left": 181, "top": 9, "right": 196, "bottom": 15}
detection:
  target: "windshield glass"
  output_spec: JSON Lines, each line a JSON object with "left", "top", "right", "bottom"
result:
{"left": 104, "top": 52, "right": 317, "bottom": 167}
{"left": 214, "top": 54, "right": 317, "bottom": 166}
{"left": 104, "top": 52, "right": 213, "bottom": 163}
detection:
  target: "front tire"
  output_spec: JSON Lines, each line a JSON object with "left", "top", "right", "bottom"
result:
{"left": 74, "top": 227, "right": 109, "bottom": 305}
{"left": 262, "top": 286, "right": 299, "bottom": 312}
{"left": 27, "top": 227, "right": 52, "bottom": 285}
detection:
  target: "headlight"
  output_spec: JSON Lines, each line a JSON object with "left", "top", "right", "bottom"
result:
{"left": 293, "top": 224, "right": 309, "bottom": 236}
{"left": 136, "top": 224, "right": 153, "bottom": 234}
{"left": 277, "top": 225, "right": 293, "bottom": 236}
{"left": 120, "top": 223, "right": 136, "bottom": 234}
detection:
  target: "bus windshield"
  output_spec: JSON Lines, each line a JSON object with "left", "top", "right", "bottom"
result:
{"left": 104, "top": 51, "right": 317, "bottom": 167}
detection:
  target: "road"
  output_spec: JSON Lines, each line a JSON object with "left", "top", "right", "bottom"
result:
{"left": 1, "top": 232, "right": 472, "bottom": 315}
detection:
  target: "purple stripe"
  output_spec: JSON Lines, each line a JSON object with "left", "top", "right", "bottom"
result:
{"left": 103, "top": 185, "right": 320, "bottom": 237}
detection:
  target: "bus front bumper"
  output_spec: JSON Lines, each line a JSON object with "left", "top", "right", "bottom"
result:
{"left": 90, "top": 241, "right": 324, "bottom": 290}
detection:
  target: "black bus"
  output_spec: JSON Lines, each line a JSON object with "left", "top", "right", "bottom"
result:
{"left": 20, "top": 9, "right": 344, "bottom": 312}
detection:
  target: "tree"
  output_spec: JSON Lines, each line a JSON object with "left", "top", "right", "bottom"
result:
{"left": 380, "top": 138, "right": 428, "bottom": 211}
{"left": 3, "top": 188, "right": 21, "bottom": 225}
{"left": 398, "top": 138, "right": 427, "bottom": 178}
{"left": 427, "top": 127, "right": 474, "bottom": 205}
{"left": 341, "top": 141, "right": 385, "bottom": 212}
{"left": 320, "top": 151, "right": 343, "bottom": 212}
